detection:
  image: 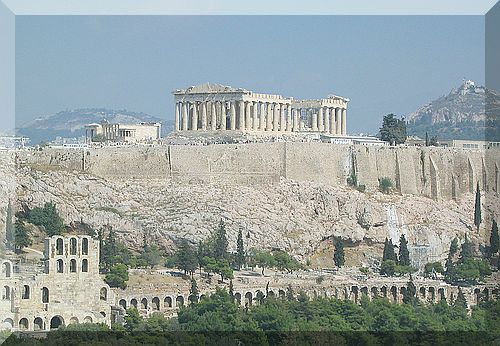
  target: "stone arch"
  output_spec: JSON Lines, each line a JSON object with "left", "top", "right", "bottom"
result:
{"left": 3, "top": 285, "right": 10, "bottom": 300}
{"left": 483, "top": 288, "right": 490, "bottom": 301}
{"left": 428, "top": 287, "right": 436, "bottom": 303}
{"left": 380, "top": 286, "right": 388, "bottom": 298}
{"left": 119, "top": 299, "right": 127, "bottom": 309}
{"left": 360, "top": 287, "right": 369, "bottom": 298}
{"left": 84, "top": 316, "right": 93, "bottom": 323}
{"left": 70, "top": 259, "right": 77, "bottom": 273}
{"left": 278, "top": 289, "right": 285, "bottom": 299}
{"left": 56, "top": 259, "right": 64, "bottom": 273}
{"left": 400, "top": 286, "right": 407, "bottom": 299}
{"left": 199, "top": 294, "right": 206, "bottom": 301}
{"left": 268, "top": 290, "right": 276, "bottom": 298}
{"left": 22, "top": 285, "right": 30, "bottom": 299}
{"left": 419, "top": 287, "right": 426, "bottom": 299}
{"left": 245, "top": 292, "right": 253, "bottom": 306}
{"left": 176, "top": 295, "right": 184, "bottom": 308}
{"left": 234, "top": 292, "right": 242, "bottom": 305}
{"left": 2, "top": 318, "right": 13, "bottom": 331}
{"left": 50, "top": 316, "right": 64, "bottom": 329}
{"left": 130, "top": 298, "right": 138, "bottom": 309}
{"left": 19, "top": 318, "right": 29, "bottom": 330}
{"left": 438, "top": 288, "right": 445, "bottom": 301}
{"left": 100, "top": 312, "right": 106, "bottom": 317}
{"left": 82, "top": 259, "right": 88, "bottom": 272}
{"left": 33, "top": 317, "right": 44, "bottom": 330}
{"left": 70, "top": 237, "right": 78, "bottom": 255}
{"left": 255, "top": 290, "right": 265, "bottom": 305}
{"left": 42, "top": 287, "right": 49, "bottom": 303}
{"left": 69, "top": 317, "right": 79, "bottom": 324}
{"left": 164, "top": 296, "right": 172, "bottom": 308}
{"left": 100, "top": 287, "right": 107, "bottom": 301}
{"left": 351, "top": 286, "right": 359, "bottom": 303}
{"left": 370, "top": 287, "right": 378, "bottom": 299}
{"left": 82, "top": 238, "right": 89, "bottom": 255}
{"left": 152, "top": 297, "right": 160, "bottom": 310}
{"left": 2, "top": 261, "right": 11, "bottom": 278}
{"left": 56, "top": 238, "right": 64, "bottom": 255}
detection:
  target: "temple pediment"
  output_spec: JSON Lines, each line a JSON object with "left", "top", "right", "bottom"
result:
{"left": 174, "top": 83, "right": 248, "bottom": 94}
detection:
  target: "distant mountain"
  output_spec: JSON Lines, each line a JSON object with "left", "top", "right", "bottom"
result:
{"left": 17, "top": 108, "right": 173, "bottom": 144}
{"left": 406, "top": 80, "right": 500, "bottom": 141}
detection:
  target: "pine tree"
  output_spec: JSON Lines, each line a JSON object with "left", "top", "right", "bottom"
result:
{"left": 14, "top": 220, "right": 32, "bottom": 254}
{"left": 489, "top": 220, "right": 499, "bottom": 256}
{"left": 189, "top": 278, "right": 199, "bottom": 304}
{"left": 214, "top": 219, "right": 228, "bottom": 261}
{"left": 383, "top": 238, "right": 397, "bottom": 262}
{"left": 403, "top": 275, "right": 418, "bottom": 305}
{"left": 196, "top": 241, "right": 204, "bottom": 274}
{"left": 5, "top": 200, "right": 14, "bottom": 249}
{"left": 459, "top": 235, "right": 474, "bottom": 264}
{"left": 454, "top": 288, "right": 468, "bottom": 309}
{"left": 236, "top": 229, "right": 245, "bottom": 270}
{"left": 474, "top": 181, "right": 481, "bottom": 231}
{"left": 333, "top": 238, "right": 345, "bottom": 267}
{"left": 398, "top": 234, "right": 410, "bottom": 266}
{"left": 176, "top": 239, "right": 197, "bottom": 275}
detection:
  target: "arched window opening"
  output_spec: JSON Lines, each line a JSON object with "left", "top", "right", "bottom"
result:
{"left": 56, "top": 238, "right": 64, "bottom": 255}
{"left": 3, "top": 286, "right": 10, "bottom": 300}
{"left": 42, "top": 287, "right": 49, "bottom": 303}
{"left": 3, "top": 318, "right": 14, "bottom": 331}
{"left": 119, "top": 299, "right": 127, "bottom": 309}
{"left": 245, "top": 292, "right": 253, "bottom": 306}
{"left": 141, "top": 298, "right": 148, "bottom": 309}
{"left": 70, "top": 238, "right": 77, "bottom": 255}
{"left": 69, "top": 317, "right": 79, "bottom": 324}
{"left": 131, "top": 299, "right": 138, "bottom": 309}
{"left": 176, "top": 296, "right": 184, "bottom": 308}
{"left": 56, "top": 259, "right": 64, "bottom": 273}
{"left": 100, "top": 312, "right": 106, "bottom": 317}
{"left": 50, "top": 316, "right": 64, "bottom": 330}
{"left": 22, "top": 285, "right": 30, "bottom": 299}
{"left": 70, "top": 259, "right": 77, "bottom": 273}
{"left": 19, "top": 318, "right": 28, "bottom": 330}
{"left": 34, "top": 317, "right": 44, "bottom": 331}
{"left": 82, "top": 238, "right": 89, "bottom": 255}
{"left": 2, "top": 262, "right": 11, "bottom": 278}
{"left": 152, "top": 297, "right": 160, "bottom": 310}
{"left": 164, "top": 296, "right": 172, "bottom": 308}
{"left": 82, "top": 259, "right": 88, "bottom": 272}
{"left": 84, "top": 316, "right": 92, "bottom": 324}
{"left": 100, "top": 287, "right": 107, "bottom": 301}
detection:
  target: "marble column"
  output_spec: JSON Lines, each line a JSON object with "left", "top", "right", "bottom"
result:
{"left": 286, "top": 105, "right": 292, "bottom": 132}
{"left": 293, "top": 109, "right": 300, "bottom": 132}
{"left": 280, "top": 104, "right": 286, "bottom": 132}
{"left": 260, "top": 103, "right": 266, "bottom": 131}
{"left": 274, "top": 103, "right": 280, "bottom": 132}
{"left": 201, "top": 102, "right": 207, "bottom": 130}
{"left": 335, "top": 108, "right": 341, "bottom": 135}
{"left": 329, "top": 108, "right": 335, "bottom": 134}
{"left": 191, "top": 102, "right": 198, "bottom": 130}
{"left": 267, "top": 103, "right": 273, "bottom": 131}
{"left": 211, "top": 102, "right": 217, "bottom": 130}
{"left": 230, "top": 101, "right": 236, "bottom": 130}
{"left": 318, "top": 107, "right": 324, "bottom": 132}
{"left": 342, "top": 108, "right": 347, "bottom": 135}
{"left": 182, "top": 102, "right": 188, "bottom": 131}
{"left": 312, "top": 110, "right": 318, "bottom": 131}
{"left": 324, "top": 107, "right": 330, "bottom": 134}
{"left": 220, "top": 102, "right": 227, "bottom": 130}
{"left": 252, "top": 102, "right": 259, "bottom": 130}
{"left": 238, "top": 100, "right": 244, "bottom": 130}
{"left": 245, "top": 101, "right": 252, "bottom": 131}
{"left": 175, "top": 102, "right": 180, "bottom": 131}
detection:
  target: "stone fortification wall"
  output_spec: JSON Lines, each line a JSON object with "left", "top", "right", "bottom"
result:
{"left": 16, "top": 144, "right": 500, "bottom": 200}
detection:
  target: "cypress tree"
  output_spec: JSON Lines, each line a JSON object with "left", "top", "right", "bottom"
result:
{"left": 14, "top": 220, "right": 32, "bottom": 254}
{"left": 454, "top": 288, "right": 468, "bottom": 309}
{"left": 189, "top": 278, "right": 199, "bottom": 304}
{"left": 403, "top": 275, "right": 418, "bottom": 305}
{"left": 474, "top": 181, "right": 481, "bottom": 231}
{"left": 236, "top": 229, "right": 245, "bottom": 270}
{"left": 333, "top": 238, "right": 345, "bottom": 267}
{"left": 214, "top": 219, "right": 228, "bottom": 261}
{"left": 398, "top": 234, "right": 410, "bottom": 266}
{"left": 177, "top": 239, "right": 197, "bottom": 275}
{"left": 459, "top": 235, "right": 474, "bottom": 264}
{"left": 383, "top": 238, "right": 397, "bottom": 262}
{"left": 490, "top": 220, "right": 499, "bottom": 256}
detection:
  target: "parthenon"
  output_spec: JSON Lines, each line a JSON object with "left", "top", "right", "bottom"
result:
{"left": 173, "top": 83, "right": 349, "bottom": 135}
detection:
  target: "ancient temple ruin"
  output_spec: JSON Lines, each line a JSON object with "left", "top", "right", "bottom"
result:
{"left": 173, "top": 83, "right": 349, "bottom": 134}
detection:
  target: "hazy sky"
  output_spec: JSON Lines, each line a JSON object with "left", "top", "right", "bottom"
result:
{"left": 16, "top": 15, "right": 485, "bottom": 133}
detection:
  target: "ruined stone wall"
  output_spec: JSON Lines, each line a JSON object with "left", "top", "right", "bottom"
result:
{"left": 16, "top": 144, "right": 500, "bottom": 200}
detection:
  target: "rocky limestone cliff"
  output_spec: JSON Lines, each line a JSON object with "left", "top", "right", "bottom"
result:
{"left": 4, "top": 152, "right": 498, "bottom": 269}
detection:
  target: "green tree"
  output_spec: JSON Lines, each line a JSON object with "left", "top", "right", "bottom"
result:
{"left": 382, "top": 238, "right": 397, "bottom": 262}
{"left": 139, "top": 243, "right": 162, "bottom": 269}
{"left": 196, "top": 240, "right": 205, "bottom": 274}
{"left": 379, "top": 260, "right": 396, "bottom": 276}
{"left": 379, "top": 177, "right": 393, "bottom": 194}
{"left": 26, "top": 202, "right": 65, "bottom": 236}
{"left": 272, "top": 250, "right": 302, "bottom": 273}
{"left": 236, "top": 229, "right": 245, "bottom": 270}
{"left": 459, "top": 235, "right": 474, "bottom": 264}
{"left": 454, "top": 288, "right": 468, "bottom": 309}
{"left": 14, "top": 219, "right": 32, "bottom": 254}
{"left": 5, "top": 200, "right": 14, "bottom": 249}
{"left": 217, "top": 259, "right": 234, "bottom": 282}
{"left": 333, "top": 238, "right": 345, "bottom": 267}
{"left": 489, "top": 220, "right": 499, "bottom": 256}
{"left": 124, "top": 307, "right": 143, "bottom": 332}
{"left": 450, "top": 237, "right": 459, "bottom": 257}
{"left": 379, "top": 113, "right": 407, "bottom": 145}
{"left": 105, "top": 263, "right": 129, "bottom": 289}
{"left": 203, "top": 256, "right": 218, "bottom": 278}
{"left": 189, "top": 278, "right": 199, "bottom": 304}
{"left": 398, "top": 234, "right": 410, "bottom": 266}
{"left": 253, "top": 249, "right": 275, "bottom": 275}
{"left": 424, "top": 262, "right": 444, "bottom": 278}
{"left": 100, "top": 228, "right": 135, "bottom": 272}
{"left": 214, "top": 220, "right": 229, "bottom": 261}
{"left": 474, "top": 182, "right": 481, "bottom": 231}
{"left": 403, "top": 276, "right": 418, "bottom": 305}
{"left": 176, "top": 239, "right": 197, "bottom": 276}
